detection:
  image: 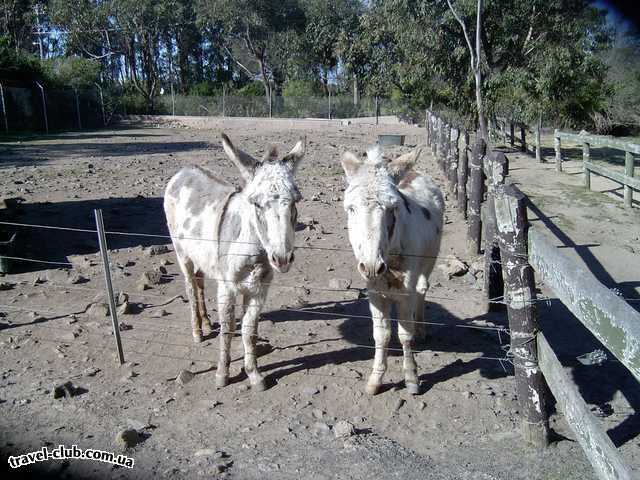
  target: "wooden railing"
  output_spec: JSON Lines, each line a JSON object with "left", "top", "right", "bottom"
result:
{"left": 554, "top": 130, "right": 639, "bottom": 207}
{"left": 426, "top": 110, "right": 638, "bottom": 480}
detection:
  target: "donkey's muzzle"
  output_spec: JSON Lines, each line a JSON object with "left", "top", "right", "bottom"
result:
{"left": 358, "top": 259, "right": 387, "bottom": 279}
{"left": 270, "top": 251, "right": 295, "bottom": 273}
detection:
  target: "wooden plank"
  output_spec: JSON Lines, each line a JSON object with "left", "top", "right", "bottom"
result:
{"left": 537, "top": 332, "right": 632, "bottom": 480}
{"left": 585, "top": 161, "right": 640, "bottom": 191}
{"left": 528, "top": 227, "right": 640, "bottom": 382}
{"left": 557, "top": 131, "right": 640, "bottom": 155}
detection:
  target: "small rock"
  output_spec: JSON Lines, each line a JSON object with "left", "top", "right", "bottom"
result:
{"left": 312, "top": 408, "right": 325, "bottom": 420}
{"left": 145, "top": 245, "right": 170, "bottom": 257}
{"left": 151, "top": 309, "right": 169, "bottom": 318}
{"left": 329, "top": 278, "right": 351, "bottom": 290}
{"left": 393, "top": 398, "right": 405, "bottom": 412}
{"left": 67, "top": 273, "right": 88, "bottom": 285}
{"left": 119, "top": 322, "right": 133, "bottom": 331}
{"left": 312, "top": 422, "right": 331, "bottom": 435}
{"left": 115, "top": 429, "right": 139, "bottom": 450}
{"left": 302, "top": 386, "right": 320, "bottom": 396}
{"left": 53, "top": 381, "right": 78, "bottom": 399}
{"left": 438, "top": 256, "right": 468, "bottom": 279}
{"left": 0, "top": 281, "right": 15, "bottom": 290}
{"left": 84, "top": 367, "right": 100, "bottom": 377}
{"left": 333, "top": 420, "right": 355, "bottom": 438}
{"left": 194, "top": 448, "right": 224, "bottom": 459}
{"left": 176, "top": 369, "right": 195, "bottom": 385}
{"left": 140, "top": 270, "right": 162, "bottom": 286}
{"left": 137, "top": 281, "right": 151, "bottom": 291}
{"left": 87, "top": 302, "right": 109, "bottom": 317}
{"left": 61, "top": 330, "right": 79, "bottom": 342}
{"left": 418, "top": 401, "right": 427, "bottom": 410}
{"left": 463, "top": 391, "right": 474, "bottom": 399}
{"left": 117, "top": 302, "right": 133, "bottom": 315}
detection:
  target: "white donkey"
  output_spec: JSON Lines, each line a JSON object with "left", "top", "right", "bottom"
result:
{"left": 341, "top": 146, "right": 443, "bottom": 395}
{"left": 164, "top": 134, "right": 305, "bottom": 390}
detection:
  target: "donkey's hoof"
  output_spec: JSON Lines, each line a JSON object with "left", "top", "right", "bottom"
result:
{"left": 406, "top": 382, "right": 420, "bottom": 395}
{"left": 215, "top": 375, "right": 229, "bottom": 388}
{"left": 251, "top": 379, "right": 266, "bottom": 392}
{"left": 366, "top": 383, "right": 381, "bottom": 395}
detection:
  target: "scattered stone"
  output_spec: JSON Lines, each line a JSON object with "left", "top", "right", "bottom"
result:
{"left": 438, "top": 256, "right": 468, "bottom": 279}
{"left": 194, "top": 448, "right": 224, "bottom": 459}
{"left": 333, "top": 420, "right": 355, "bottom": 438}
{"left": 329, "top": 278, "right": 351, "bottom": 290}
{"left": 84, "top": 367, "right": 100, "bottom": 377}
{"left": 463, "top": 391, "right": 474, "bottom": 399}
{"left": 302, "top": 386, "right": 320, "bottom": 396}
{"left": 0, "top": 281, "right": 15, "bottom": 290}
{"left": 145, "top": 245, "right": 170, "bottom": 257}
{"left": 117, "top": 302, "right": 133, "bottom": 316}
{"left": 32, "top": 274, "right": 47, "bottom": 285}
{"left": 61, "top": 330, "right": 79, "bottom": 342}
{"left": 119, "top": 322, "right": 133, "bottom": 331}
{"left": 140, "top": 270, "right": 162, "bottom": 286}
{"left": 87, "top": 302, "right": 109, "bottom": 317}
{"left": 176, "top": 369, "right": 195, "bottom": 385}
{"left": 53, "top": 381, "right": 78, "bottom": 399}
{"left": 392, "top": 398, "right": 405, "bottom": 412}
{"left": 137, "top": 281, "right": 151, "bottom": 291}
{"left": 151, "top": 309, "right": 170, "bottom": 318}
{"left": 312, "top": 422, "right": 331, "bottom": 435}
{"left": 312, "top": 408, "right": 325, "bottom": 420}
{"left": 67, "top": 316, "right": 78, "bottom": 325}
{"left": 418, "top": 401, "right": 427, "bottom": 410}
{"left": 577, "top": 349, "right": 607, "bottom": 366}
{"left": 67, "top": 273, "right": 88, "bottom": 285}
{"left": 115, "top": 429, "right": 139, "bottom": 450}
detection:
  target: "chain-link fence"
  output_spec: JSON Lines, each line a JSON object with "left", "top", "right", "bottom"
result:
{"left": 0, "top": 84, "right": 108, "bottom": 133}
{"left": 154, "top": 93, "right": 400, "bottom": 120}
{"left": 0, "top": 82, "right": 411, "bottom": 134}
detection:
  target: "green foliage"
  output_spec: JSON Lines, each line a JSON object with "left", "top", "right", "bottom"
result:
{"left": 188, "top": 81, "right": 220, "bottom": 97}
{"left": 236, "top": 81, "right": 266, "bottom": 97}
{"left": 0, "top": 36, "right": 46, "bottom": 82}
{"left": 42, "top": 56, "right": 101, "bottom": 88}
{"left": 282, "top": 79, "right": 320, "bottom": 97}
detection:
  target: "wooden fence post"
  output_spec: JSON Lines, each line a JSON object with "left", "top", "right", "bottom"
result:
{"left": 510, "top": 121, "right": 515, "bottom": 148}
{"left": 434, "top": 117, "right": 441, "bottom": 158}
{"left": 624, "top": 151, "right": 635, "bottom": 208}
{"left": 467, "top": 138, "right": 486, "bottom": 255}
{"left": 449, "top": 127, "right": 460, "bottom": 194}
{"left": 583, "top": 141, "right": 591, "bottom": 190}
{"left": 494, "top": 184, "right": 549, "bottom": 449}
{"left": 554, "top": 130, "right": 563, "bottom": 173}
{"left": 458, "top": 131, "right": 469, "bottom": 218}
{"left": 483, "top": 151, "right": 508, "bottom": 312}
{"left": 520, "top": 125, "right": 526, "bottom": 153}
{"left": 535, "top": 117, "right": 543, "bottom": 162}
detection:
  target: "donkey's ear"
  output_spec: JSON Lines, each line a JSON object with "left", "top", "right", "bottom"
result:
{"left": 341, "top": 151, "right": 363, "bottom": 181}
{"left": 282, "top": 137, "right": 305, "bottom": 172}
{"left": 389, "top": 148, "right": 421, "bottom": 182}
{"left": 221, "top": 133, "right": 259, "bottom": 182}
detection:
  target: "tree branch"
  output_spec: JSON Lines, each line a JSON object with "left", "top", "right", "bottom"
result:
{"left": 223, "top": 44, "right": 254, "bottom": 78}
{"left": 446, "top": 0, "right": 476, "bottom": 70}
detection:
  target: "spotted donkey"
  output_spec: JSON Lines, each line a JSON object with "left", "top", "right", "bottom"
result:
{"left": 164, "top": 134, "right": 305, "bottom": 390}
{"left": 341, "top": 145, "right": 444, "bottom": 395}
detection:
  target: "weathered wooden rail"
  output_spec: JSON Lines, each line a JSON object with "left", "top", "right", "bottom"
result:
{"left": 426, "top": 110, "right": 638, "bottom": 480}
{"left": 554, "top": 130, "right": 638, "bottom": 207}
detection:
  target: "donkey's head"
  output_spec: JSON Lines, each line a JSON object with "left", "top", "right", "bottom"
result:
{"left": 221, "top": 133, "right": 305, "bottom": 273}
{"left": 341, "top": 145, "right": 421, "bottom": 280}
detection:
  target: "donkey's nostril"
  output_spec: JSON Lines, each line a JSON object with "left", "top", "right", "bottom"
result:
{"left": 288, "top": 251, "right": 295, "bottom": 263}
{"left": 270, "top": 253, "right": 278, "bottom": 265}
{"left": 358, "top": 262, "right": 368, "bottom": 276}
{"left": 376, "top": 261, "right": 387, "bottom": 276}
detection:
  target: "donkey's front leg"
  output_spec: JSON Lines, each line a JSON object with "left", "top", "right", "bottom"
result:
{"left": 241, "top": 288, "right": 268, "bottom": 391}
{"left": 366, "top": 292, "right": 392, "bottom": 395}
{"left": 398, "top": 300, "right": 419, "bottom": 395}
{"left": 215, "top": 283, "right": 236, "bottom": 387}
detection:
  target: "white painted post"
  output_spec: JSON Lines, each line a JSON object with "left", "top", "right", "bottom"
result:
{"left": 35, "top": 81, "right": 48, "bottom": 133}
{"left": 74, "top": 88, "right": 82, "bottom": 130}
{"left": 0, "top": 82, "right": 8, "bottom": 133}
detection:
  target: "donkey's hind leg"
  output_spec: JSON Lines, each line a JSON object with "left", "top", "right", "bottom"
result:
{"left": 195, "top": 270, "right": 213, "bottom": 336}
{"left": 177, "top": 258, "right": 204, "bottom": 343}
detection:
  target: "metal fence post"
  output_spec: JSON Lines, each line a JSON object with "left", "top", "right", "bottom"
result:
{"left": 222, "top": 84, "right": 226, "bottom": 118}
{"left": 94, "top": 209, "right": 125, "bottom": 365}
{"left": 73, "top": 87, "right": 82, "bottom": 130}
{"left": 624, "top": 151, "right": 634, "bottom": 208}
{"left": 95, "top": 83, "right": 106, "bottom": 126}
{"left": 35, "top": 81, "right": 48, "bottom": 134}
{"left": 0, "top": 82, "right": 8, "bottom": 133}
{"left": 171, "top": 83, "right": 175, "bottom": 117}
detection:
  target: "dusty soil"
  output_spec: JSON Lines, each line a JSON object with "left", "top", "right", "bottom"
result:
{"left": 0, "top": 119, "right": 637, "bottom": 479}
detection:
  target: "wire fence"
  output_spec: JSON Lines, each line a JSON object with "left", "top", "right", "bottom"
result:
{"left": 1, "top": 217, "right": 636, "bottom": 384}
{"left": 0, "top": 82, "right": 406, "bottom": 135}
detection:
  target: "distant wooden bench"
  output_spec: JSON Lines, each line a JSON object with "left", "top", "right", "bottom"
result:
{"left": 554, "top": 130, "right": 639, "bottom": 208}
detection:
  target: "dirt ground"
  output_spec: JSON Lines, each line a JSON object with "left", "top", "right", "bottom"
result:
{"left": 0, "top": 118, "right": 637, "bottom": 479}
